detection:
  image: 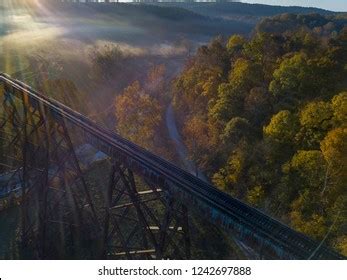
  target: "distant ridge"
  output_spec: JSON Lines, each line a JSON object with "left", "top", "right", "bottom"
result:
{"left": 152, "top": 1, "right": 336, "bottom": 22}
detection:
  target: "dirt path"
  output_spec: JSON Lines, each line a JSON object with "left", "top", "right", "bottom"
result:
{"left": 165, "top": 104, "right": 208, "bottom": 182}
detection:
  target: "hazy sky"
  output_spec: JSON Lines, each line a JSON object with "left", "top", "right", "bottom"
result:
{"left": 241, "top": 0, "right": 347, "bottom": 11}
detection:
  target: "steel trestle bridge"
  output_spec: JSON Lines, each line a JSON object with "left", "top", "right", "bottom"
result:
{"left": 0, "top": 73, "right": 344, "bottom": 260}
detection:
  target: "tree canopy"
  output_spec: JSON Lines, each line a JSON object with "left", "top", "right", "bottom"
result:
{"left": 172, "top": 14, "right": 347, "bottom": 254}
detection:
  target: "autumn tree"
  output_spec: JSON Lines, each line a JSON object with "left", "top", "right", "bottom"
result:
{"left": 226, "top": 34, "right": 246, "bottom": 57}
{"left": 263, "top": 110, "right": 299, "bottom": 145}
{"left": 145, "top": 64, "right": 167, "bottom": 100}
{"left": 296, "top": 101, "right": 333, "bottom": 149}
{"left": 90, "top": 44, "right": 130, "bottom": 87}
{"left": 114, "top": 81, "right": 163, "bottom": 151}
{"left": 209, "top": 58, "right": 262, "bottom": 123}
{"left": 182, "top": 116, "right": 211, "bottom": 171}
{"left": 331, "top": 92, "right": 347, "bottom": 126}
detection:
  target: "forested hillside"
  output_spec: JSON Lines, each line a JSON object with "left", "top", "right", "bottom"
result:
{"left": 156, "top": 2, "right": 335, "bottom": 23}
{"left": 172, "top": 13, "right": 347, "bottom": 254}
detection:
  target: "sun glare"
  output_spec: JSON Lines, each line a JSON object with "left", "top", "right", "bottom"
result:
{"left": 0, "top": 0, "right": 65, "bottom": 78}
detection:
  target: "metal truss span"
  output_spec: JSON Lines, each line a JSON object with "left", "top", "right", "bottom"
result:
{"left": 0, "top": 73, "right": 344, "bottom": 260}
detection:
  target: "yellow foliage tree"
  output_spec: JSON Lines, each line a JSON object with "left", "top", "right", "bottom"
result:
{"left": 114, "top": 81, "right": 163, "bottom": 151}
